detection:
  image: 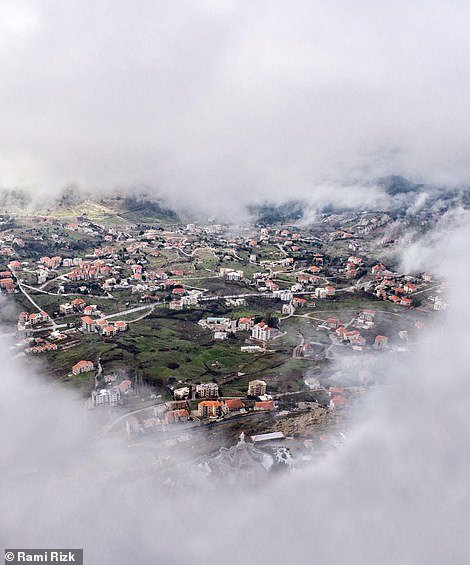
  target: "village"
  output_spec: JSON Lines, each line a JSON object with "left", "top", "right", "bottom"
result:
{"left": 0, "top": 197, "right": 446, "bottom": 465}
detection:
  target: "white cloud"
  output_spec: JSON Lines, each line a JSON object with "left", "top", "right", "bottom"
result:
{"left": 1, "top": 1, "right": 470, "bottom": 215}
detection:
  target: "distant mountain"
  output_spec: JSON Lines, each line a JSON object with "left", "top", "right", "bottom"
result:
{"left": 116, "top": 194, "right": 179, "bottom": 223}
{"left": 0, "top": 189, "right": 32, "bottom": 210}
{"left": 247, "top": 199, "right": 305, "bottom": 225}
{"left": 378, "top": 175, "right": 424, "bottom": 196}
{"left": 0, "top": 187, "right": 180, "bottom": 225}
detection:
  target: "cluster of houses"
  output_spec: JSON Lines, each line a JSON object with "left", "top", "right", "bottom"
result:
{"left": 81, "top": 316, "right": 128, "bottom": 336}
{"left": 345, "top": 255, "right": 363, "bottom": 278}
{"left": 24, "top": 338, "right": 58, "bottom": 355}
{"left": 39, "top": 256, "right": 62, "bottom": 269}
{"left": 315, "top": 310, "right": 392, "bottom": 352}
{"left": 198, "top": 316, "right": 243, "bottom": 340}
{"left": 59, "top": 297, "right": 88, "bottom": 315}
{"left": 70, "top": 357, "right": 134, "bottom": 408}
{"left": 168, "top": 379, "right": 275, "bottom": 423}
{"left": 67, "top": 259, "right": 113, "bottom": 282}
{"left": 18, "top": 310, "right": 50, "bottom": 331}
{"left": 367, "top": 264, "right": 425, "bottom": 307}
{"left": 0, "top": 269, "right": 16, "bottom": 293}
{"left": 0, "top": 231, "right": 24, "bottom": 258}
{"left": 328, "top": 385, "right": 367, "bottom": 411}
{"left": 167, "top": 289, "right": 201, "bottom": 310}
{"left": 196, "top": 379, "right": 275, "bottom": 420}
{"left": 220, "top": 267, "right": 245, "bottom": 281}
{"left": 197, "top": 315, "right": 278, "bottom": 344}
{"left": 90, "top": 379, "right": 133, "bottom": 407}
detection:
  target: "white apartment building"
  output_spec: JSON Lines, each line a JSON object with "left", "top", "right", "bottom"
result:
{"left": 195, "top": 382, "right": 219, "bottom": 398}
{"left": 91, "top": 388, "right": 121, "bottom": 407}
{"left": 251, "top": 322, "right": 272, "bottom": 342}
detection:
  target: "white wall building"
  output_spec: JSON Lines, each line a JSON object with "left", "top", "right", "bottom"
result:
{"left": 251, "top": 322, "right": 272, "bottom": 342}
{"left": 91, "top": 388, "right": 121, "bottom": 407}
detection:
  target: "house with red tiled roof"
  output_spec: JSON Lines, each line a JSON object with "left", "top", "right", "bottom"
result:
{"left": 362, "top": 309, "right": 376, "bottom": 319}
{"left": 224, "top": 398, "right": 245, "bottom": 412}
{"left": 71, "top": 298, "right": 86, "bottom": 310}
{"left": 251, "top": 321, "right": 272, "bottom": 342}
{"left": 265, "top": 279, "right": 280, "bottom": 292}
{"left": 28, "top": 311, "right": 49, "bottom": 325}
{"left": 403, "top": 283, "right": 417, "bottom": 293}
{"left": 117, "top": 380, "right": 132, "bottom": 394}
{"left": 72, "top": 360, "right": 94, "bottom": 375}
{"left": 198, "top": 400, "right": 222, "bottom": 418}
{"left": 374, "top": 335, "right": 388, "bottom": 349}
{"left": 329, "top": 395, "right": 348, "bottom": 410}
{"left": 102, "top": 325, "right": 118, "bottom": 337}
{"left": 95, "top": 319, "right": 108, "bottom": 329}
{"left": 0, "top": 277, "right": 15, "bottom": 291}
{"left": 165, "top": 409, "right": 189, "bottom": 424}
{"left": 172, "top": 287, "right": 186, "bottom": 295}
{"left": 83, "top": 305, "right": 98, "bottom": 317}
{"left": 238, "top": 317, "right": 254, "bottom": 331}
{"left": 254, "top": 400, "right": 275, "bottom": 411}
{"left": 325, "top": 285, "right": 336, "bottom": 296}
{"left": 335, "top": 326, "right": 346, "bottom": 338}
{"left": 306, "top": 265, "right": 321, "bottom": 274}
{"left": 326, "top": 317, "right": 340, "bottom": 329}
{"left": 81, "top": 316, "right": 95, "bottom": 332}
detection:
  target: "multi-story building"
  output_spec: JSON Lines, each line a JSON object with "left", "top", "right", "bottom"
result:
{"left": 198, "top": 400, "right": 222, "bottom": 418}
{"left": 195, "top": 382, "right": 219, "bottom": 398}
{"left": 59, "top": 302, "right": 74, "bottom": 315}
{"left": 81, "top": 316, "right": 96, "bottom": 332}
{"left": 91, "top": 388, "right": 121, "bottom": 407}
{"left": 251, "top": 322, "right": 272, "bottom": 342}
{"left": 102, "top": 325, "right": 118, "bottom": 337}
{"left": 247, "top": 380, "right": 267, "bottom": 397}
{"left": 238, "top": 317, "right": 254, "bottom": 331}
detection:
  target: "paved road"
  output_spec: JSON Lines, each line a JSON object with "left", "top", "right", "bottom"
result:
{"left": 102, "top": 304, "right": 159, "bottom": 320}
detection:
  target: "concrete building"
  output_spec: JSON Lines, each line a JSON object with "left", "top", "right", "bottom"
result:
{"left": 72, "top": 360, "right": 94, "bottom": 375}
{"left": 198, "top": 400, "right": 222, "bottom": 418}
{"left": 248, "top": 379, "right": 267, "bottom": 397}
{"left": 91, "top": 388, "right": 120, "bottom": 407}
{"left": 81, "top": 316, "right": 96, "bottom": 332}
{"left": 251, "top": 322, "right": 272, "bottom": 342}
{"left": 195, "top": 382, "right": 219, "bottom": 398}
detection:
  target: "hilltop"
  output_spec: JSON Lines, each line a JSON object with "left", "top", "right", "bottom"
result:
{"left": 0, "top": 187, "right": 180, "bottom": 226}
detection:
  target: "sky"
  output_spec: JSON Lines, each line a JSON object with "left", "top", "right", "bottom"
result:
{"left": 1, "top": 1, "right": 470, "bottom": 216}
{"left": 1, "top": 223, "right": 470, "bottom": 564}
